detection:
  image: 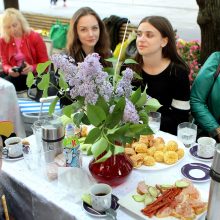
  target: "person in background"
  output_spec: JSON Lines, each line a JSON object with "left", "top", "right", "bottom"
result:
{"left": 133, "top": 16, "right": 190, "bottom": 135}
{"left": 66, "top": 7, "right": 111, "bottom": 67}
{"left": 0, "top": 8, "right": 49, "bottom": 91}
{"left": 190, "top": 52, "right": 220, "bottom": 143}
{"left": 60, "top": 7, "right": 111, "bottom": 107}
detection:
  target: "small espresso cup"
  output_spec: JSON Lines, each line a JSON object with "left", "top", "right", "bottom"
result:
{"left": 197, "top": 137, "right": 216, "bottom": 158}
{"left": 90, "top": 183, "right": 112, "bottom": 212}
{"left": 4, "top": 137, "right": 23, "bottom": 158}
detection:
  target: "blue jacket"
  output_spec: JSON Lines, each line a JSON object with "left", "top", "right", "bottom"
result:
{"left": 190, "top": 52, "right": 220, "bottom": 136}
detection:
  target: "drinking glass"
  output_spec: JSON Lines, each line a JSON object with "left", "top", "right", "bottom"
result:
{"left": 177, "top": 122, "right": 197, "bottom": 148}
{"left": 148, "top": 112, "right": 161, "bottom": 134}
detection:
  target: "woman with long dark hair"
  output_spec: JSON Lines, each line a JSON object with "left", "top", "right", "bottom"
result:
{"left": 66, "top": 7, "right": 111, "bottom": 67}
{"left": 133, "top": 16, "right": 190, "bottom": 135}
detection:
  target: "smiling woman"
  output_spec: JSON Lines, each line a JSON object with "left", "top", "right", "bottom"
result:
{"left": 66, "top": 7, "right": 111, "bottom": 66}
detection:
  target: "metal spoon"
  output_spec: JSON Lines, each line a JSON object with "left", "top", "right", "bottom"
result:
{"left": 106, "top": 208, "right": 117, "bottom": 220}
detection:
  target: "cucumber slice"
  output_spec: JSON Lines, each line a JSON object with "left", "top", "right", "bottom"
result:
{"left": 160, "top": 184, "right": 174, "bottom": 189}
{"left": 175, "top": 180, "right": 190, "bottom": 188}
{"left": 148, "top": 186, "right": 159, "bottom": 198}
{"left": 82, "top": 193, "right": 92, "bottom": 205}
{"left": 144, "top": 194, "right": 154, "bottom": 206}
{"left": 132, "top": 194, "right": 146, "bottom": 202}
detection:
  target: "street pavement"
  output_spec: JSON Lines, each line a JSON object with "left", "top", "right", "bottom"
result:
{"left": 0, "top": 0, "right": 200, "bottom": 41}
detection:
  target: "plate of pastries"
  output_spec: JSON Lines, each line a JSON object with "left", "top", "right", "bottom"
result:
{"left": 125, "top": 134, "right": 185, "bottom": 170}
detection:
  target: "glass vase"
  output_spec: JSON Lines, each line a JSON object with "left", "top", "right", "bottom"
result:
{"left": 89, "top": 153, "right": 133, "bottom": 187}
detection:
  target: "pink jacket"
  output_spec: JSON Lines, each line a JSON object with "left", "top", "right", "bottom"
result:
{"left": 0, "top": 31, "right": 49, "bottom": 73}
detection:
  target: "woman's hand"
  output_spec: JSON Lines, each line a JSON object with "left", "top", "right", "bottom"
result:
{"left": 21, "top": 62, "right": 33, "bottom": 75}
{"left": 8, "top": 68, "right": 20, "bottom": 77}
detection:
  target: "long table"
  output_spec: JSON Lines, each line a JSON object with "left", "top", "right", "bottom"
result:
{"left": 0, "top": 132, "right": 211, "bottom": 220}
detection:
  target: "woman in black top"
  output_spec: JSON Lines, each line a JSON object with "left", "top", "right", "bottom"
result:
{"left": 133, "top": 16, "right": 190, "bottom": 135}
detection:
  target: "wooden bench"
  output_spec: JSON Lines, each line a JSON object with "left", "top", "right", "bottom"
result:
{"left": 22, "top": 12, "right": 138, "bottom": 48}
{"left": 22, "top": 12, "right": 70, "bottom": 32}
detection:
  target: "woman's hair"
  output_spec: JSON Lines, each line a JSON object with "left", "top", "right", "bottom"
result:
{"left": 0, "top": 8, "right": 31, "bottom": 43}
{"left": 135, "top": 16, "right": 189, "bottom": 72}
{"left": 66, "top": 7, "right": 110, "bottom": 65}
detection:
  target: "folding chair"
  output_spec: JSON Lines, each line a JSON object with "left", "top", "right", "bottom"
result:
{"left": 18, "top": 96, "right": 61, "bottom": 136}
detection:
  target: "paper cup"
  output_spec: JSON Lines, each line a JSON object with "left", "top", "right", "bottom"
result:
{"left": 197, "top": 137, "right": 216, "bottom": 158}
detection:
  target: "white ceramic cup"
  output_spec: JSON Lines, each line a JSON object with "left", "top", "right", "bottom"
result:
{"left": 4, "top": 137, "right": 23, "bottom": 158}
{"left": 90, "top": 183, "right": 112, "bottom": 212}
{"left": 197, "top": 137, "right": 216, "bottom": 158}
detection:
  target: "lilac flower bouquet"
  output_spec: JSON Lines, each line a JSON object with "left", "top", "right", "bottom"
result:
{"left": 27, "top": 53, "right": 161, "bottom": 162}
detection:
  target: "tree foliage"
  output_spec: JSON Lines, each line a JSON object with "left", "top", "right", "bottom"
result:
{"left": 196, "top": 0, "right": 220, "bottom": 64}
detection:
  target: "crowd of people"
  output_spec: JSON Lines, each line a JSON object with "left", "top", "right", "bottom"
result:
{"left": 0, "top": 6, "right": 219, "bottom": 140}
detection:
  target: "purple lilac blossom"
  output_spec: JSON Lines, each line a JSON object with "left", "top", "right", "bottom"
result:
{"left": 123, "top": 98, "right": 139, "bottom": 124}
{"left": 57, "top": 53, "right": 113, "bottom": 105}
{"left": 51, "top": 54, "right": 77, "bottom": 82}
{"left": 109, "top": 99, "right": 139, "bottom": 124}
{"left": 115, "top": 68, "right": 133, "bottom": 98}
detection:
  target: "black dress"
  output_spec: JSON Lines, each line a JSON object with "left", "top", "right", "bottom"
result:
{"left": 133, "top": 62, "right": 190, "bottom": 135}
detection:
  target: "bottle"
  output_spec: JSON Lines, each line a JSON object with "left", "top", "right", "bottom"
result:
{"left": 206, "top": 143, "right": 220, "bottom": 220}
{"left": 63, "top": 123, "right": 82, "bottom": 168}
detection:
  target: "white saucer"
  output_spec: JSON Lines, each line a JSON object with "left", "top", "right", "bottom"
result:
{"left": 189, "top": 145, "right": 213, "bottom": 162}
{"left": 181, "top": 162, "right": 210, "bottom": 182}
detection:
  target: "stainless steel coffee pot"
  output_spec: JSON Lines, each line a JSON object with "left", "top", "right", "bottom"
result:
{"left": 41, "top": 120, "right": 64, "bottom": 162}
{"left": 206, "top": 143, "right": 220, "bottom": 220}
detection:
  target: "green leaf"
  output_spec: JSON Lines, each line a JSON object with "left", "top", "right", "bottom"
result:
{"left": 36, "top": 61, "right": 51, "bottom": 76}
{"left": 49, "top": 96, "right": 59, "bottom": 115}
{"left": 73, "top": 111, "right": 84, "bottom": 127}
{"left": 84, "top": 127, "right": 101, "bottom": 144}
{"left": 105, "top": 97, "right": 126, "bottom": 129}
{"left": 107, "top": 124, "right": 129, "bottom": 143}
{"left": 63, "top": 104, "right": 74, "bottom": 118}
{"left": 124, "top": 58, "right": 138, "bottom": 64}
{"left": 42, "top": 88, "right": 48, "bottom": 98}
{"left": 95, "top": 97, "right": 109, "bottom": 115}
{"left": 91, "top": 137, "right": 108, "bottom": 159}
{"left": 95, "top": 150, "right": 112, "bottom": 163}
{"left": 131, "top": 87, "right": 141, "bottom": 104}
{"left": 37, "top": 74, "right": 50, "bottom": 90}
{"left": 136, "top": 85, "right": 147, "bottom": 107}
{"left": 139, "top": 110, "right": 148, "bottom": 124}
{"left": 104, "top": 67, "right": 114, "bottom": 76}
{"left": 59, "top": 73, "right": 69, "bottom": 90}
{"left": 81, "top": 114, "right": 90, "bottom": 125}
{"left": 145, "top": 98, "right": 162, "bottom": 113}
{"left": 105, "top": 57, "right": 118, "bottom": 63}
{"left": 87, "top": 104, "right": 106, "bottom": 127}
{"left": 125, "top": 124, "right": 153, "bottom": 138}
{"left": 26, "top": 72, "right": 35, "bottom": 87}
{"left": 133, "top": 71, "right": 143, "bottom": 80}
{"left": 114, "top": 145, "right": 124, "bottom": 155}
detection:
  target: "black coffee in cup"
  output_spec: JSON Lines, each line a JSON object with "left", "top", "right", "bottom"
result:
{"left": 9, "top": 142, "right": 19, "bottom": 145}
{"left": 95, "top": 193, "right": 107, "bottom": 196}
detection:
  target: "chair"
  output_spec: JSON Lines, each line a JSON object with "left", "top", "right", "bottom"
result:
{"left": 18, "top": 96, "right": 61, "bottom": 136}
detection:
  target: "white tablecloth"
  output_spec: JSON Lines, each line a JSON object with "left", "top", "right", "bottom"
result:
{"left": 0, "top": 78, "right": 26, "bottom": 138}
{"left": 0, "top": 132, "right": 212, "bottom": 220}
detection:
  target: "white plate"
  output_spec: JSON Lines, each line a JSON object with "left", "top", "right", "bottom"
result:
{"left": 135, "top": 133, "right": 185, "bottom": 171}
{"left": 118, "top": 188, "right": 208, "bottom": 220}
